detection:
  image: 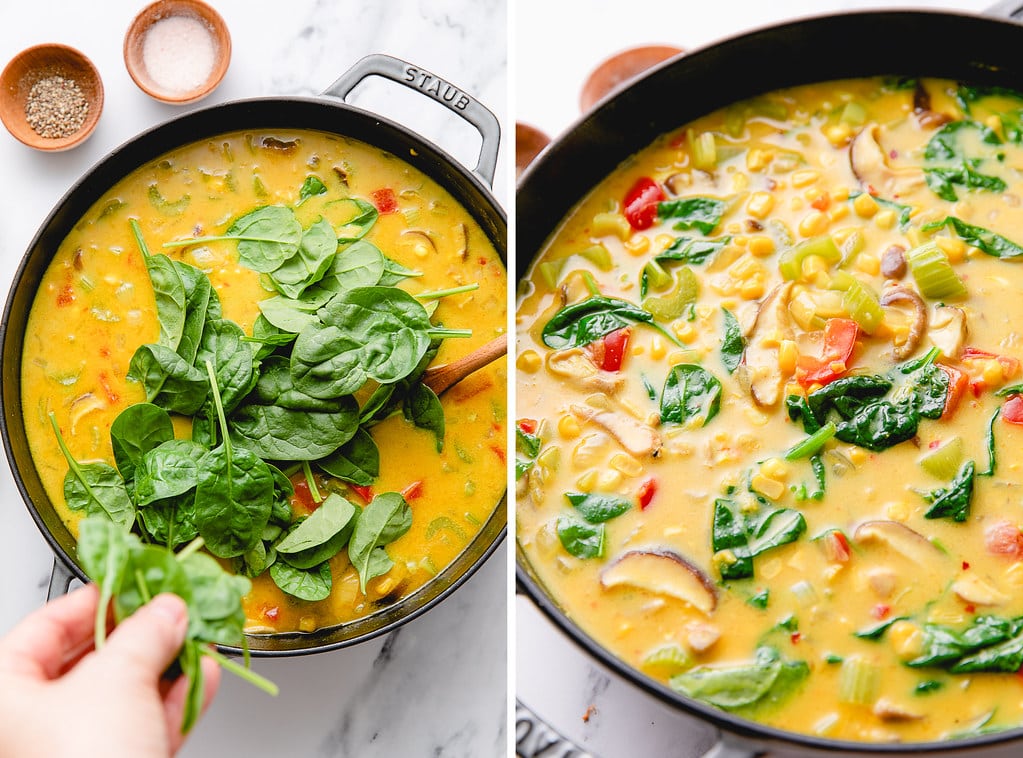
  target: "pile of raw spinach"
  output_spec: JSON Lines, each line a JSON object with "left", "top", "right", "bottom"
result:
{"left": 59, "top": 181, "right": 475, "bottom": 610}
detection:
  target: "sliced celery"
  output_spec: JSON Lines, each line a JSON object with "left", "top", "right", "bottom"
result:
{"left": 592, "top": 211, "right": 631, "bottom": 239}
{"left": 644, "top": 267, "right": 698, "bottom": 321}
{"left": 779, "top": 236, "right": 842, "bottom": 280}
{"left": 690, "top": 130, "right": 717, "bottom": 171}
{"left": 579, "top": 244, "right": 613, "bottom": 271}
{"left": 839, "top": 229, "right": 865, "bottom": 263}
{"left": 643, "top": 259, "right": 673, "bottom": 292}
{"left": 919, "top": 437, "right": 963, "bottom": 480}
{"left": 841, "top": 279, "right": 884, "bottom": 334}
{"left": 838, "top": 655, "right": 880, "bottom": 705}
{"left": 537, "top": 258, "right": 567, "bottom": 290}
{"left": 840, "top": 102, "right": 867, "bottom": 126}
{"left": 643, "top": 644, "right": 692, "bottom": 674}
{"left": 906, "top": 242, "right": 967, "bottom": 299}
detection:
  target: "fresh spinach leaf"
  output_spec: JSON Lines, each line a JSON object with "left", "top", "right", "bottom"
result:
{"left": 127, "top": 344, "right": 209, "bottom": 415}
{"left": 269, "top": 217, "right": 338, "bottom": 298}
{"left": 327, "top": 197, "right": 379, "bottom": 243}
{"left": 556, "top": 514, "right": 605, "bottom": 559}
{"left": 983, "top": 407, "right": 1000, "bottom": 477}
{"left": 854, "top": 616, "right": 909, "bottom": 641}
{"left": 669, "top": 646, "right": 808, "bottom": 712}
{"left": 195, "top": 318, "right": 256, "bottom": 415}
{"left": 297, "top": 175, "right": 327, "bottom": 205}
{"left": 110, "top": 403, "right": 174, "bottom": 484}
{"left": 922, "top": 460, "right": 975, "bottom": 522}
{"left": 403, "top": 382, "right": 445, "bottom": 452}
{"left": 747, "top": 590, "right": 770, "bottom": 609}
{"left": 542, "top": 294, "right": 677, "bottom": 350}
{"left": 316, "top": 427, "right": 380, "bottom": 486}
{"left": 148, "top": 184, "right": 190, "bottom": 216}
{"left": 712, "top": 497, "right": 806, "bottom": 580}
{"left": 565, "top": 492, "right": 631, "bottom": 523}
{"left": 657, "top": 197, "right": 726, "bottom": 235}
{"left": 923, "top": 121, "right": 1005, "bottom": 201}
{"left": 275, "top": 494, "right": 356, "bottom": 554}
{"left": 656, "top": 236, "right": 729, "bottom": 265}
{"left": 348, "top": 492, "right": 412, "bottom": 592}
{"left": 163, "top": 206, "right": 303, "bottom": 273}
{"left": 660, "top": 364, "right": 722, "bottom": 427}
{"left": 326, "top": 239, "right": 385, "bottom": 290}
{"left": 922, "top": 216, "right": 1023, "bottom": 259}
{"left": 720, "top": 308, "right": 744, "bottom": 374}
{"left": 76, "top": 516, "right": 135, "bottom": 645}
{"left": 138, "top": 498, "right": 199, "bottom": 549}
{"left": 377, "top": 255, "right": 423, "bottom": 287}
{"left": 50, "top": 414, "right": 134, "bottom": 529}
{"left": 133, "top": 439, "right": 205, "bottom": 506}
{"left": 269, "top": 560, "right": 332, "bottom": 601}
{"left": 910, "top": 615, "right": 1023, "bottom": 673}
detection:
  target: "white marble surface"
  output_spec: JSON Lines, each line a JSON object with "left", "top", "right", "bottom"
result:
{"left": 0, "top": 1, "right": 508, "bottom": 757}
{"left": 512, "top": 2, "right": 1023, "bottom": 757}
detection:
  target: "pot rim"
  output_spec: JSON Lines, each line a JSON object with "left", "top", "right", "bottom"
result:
{"left": 516, "top": 6, "right": 1023, "bottom": 752}
{"left": 1, "top": 89, "right": 507, "bottom": 656}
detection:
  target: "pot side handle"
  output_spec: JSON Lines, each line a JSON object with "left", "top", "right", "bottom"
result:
{"left": 46, "top": 557, "right": 75, "bottom": 601}
{"left": 984, "top": 0, "right": 1023, "bottom": 21}
{"left": 323, "top": 54, "right": 501, "bottom": 187}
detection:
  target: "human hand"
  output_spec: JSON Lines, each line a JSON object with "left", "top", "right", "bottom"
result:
{"left": 0, "top": 583, "right": 221, "bottom": 758}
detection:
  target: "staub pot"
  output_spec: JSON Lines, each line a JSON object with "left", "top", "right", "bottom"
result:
{"left": 516, "top": 4, "right": 1023, "bottom": 756}
{"left": 1, "top": 54, "right": 506, "bottom": 657}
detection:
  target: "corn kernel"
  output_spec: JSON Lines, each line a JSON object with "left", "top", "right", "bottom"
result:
{"left": 889, "top": 621, "right": 924, "bottom": 660}
{"left": 832, "top": 186, "right": 851, "bottom": 202}
{"left": 791, "top": 169, "right": 820, "bottom": 188}
{"left": 778, "top": 339, "right": 798, "bottom": 375}
{"left": 761, "top": 457, "right": 789, "bottom": 480}
{"left": 725, "top": 222, "right": 742, "bottom": 235}
{"left": 648, "top": 336, "right": 667, "bottom": 360}
{"left": 610, "top": 453, "right": 643, "bottom": 477}
{"left": 824, "top": 122, "right": 852, "bottom": 145}
{"left": 751, "top": 474, "right": 785, "bottom": 501}
{"left": 674, "top": 322, "right": 698, "bottom": 344}
{"left": 986, "top": 114, "right": 1002, "bottom": 136}
{"left": 298, "top": 616, "right": 317, "bottom": 633}
{"left": 805, "top": 187, "right": 825, "bottom": 204}
{"left": 847, "top": 447, "right": 868, "bottom": 466}
{"left": 801, "top": 254, "right": 830, "bottom": 279}
{"left": 517, "top": 350, "right": 542, "bottom": 373}
{"left": 652, "top": 234, "right": 673, "bottom": 253}
{"left": 732, "top": 172, "right": 750, "bottom": 191}
{"left": 827, "top": 203, "right": 850, "bottom": 222}
{"left": 798, "top": 210, "right": 828, "bottom": 237}
{"left": 624, "top": 235, "right": 651, "bottom": 256}
{"left": 831, "top": 227, "right": 856, "bottom": 247}
{"left": 597, "top": 469, "right": 623, "bottom": 490}
{"left": 790, "top": 196, "right": 805, "bottom": 212}
{"left": 855, "top": 253, "right": 881, "bottom": 276}
{"left": 953, "top": 200, "right": 974, "bottom": 220}
{"left": 811, "top": 271, "right": 832, "bottom": 290}
{"left": 744, "top": 406, "right": 769, "bottom": 426}
{"left": 746, "top": 191, "right": 775, "bottom": 219}
{"left": 885, "top": 501, "right": 910, "bottom": 522}
{"left": 746, "top": 148, "right": 772, "bottom": 172}
{"left": 733, "top": 234, "right": 749, "bottom": 248}
{"left": 853, "top": 193, "right": 879, "bottom": 218}
{"left": 592, "top": 212, "right": 631, "bottom": 240}
{"left": 729, "top": 255, "right": 764, "bottom": 281}
{"left": 630, "top": 344, "right": 645, "bottom": 357}
{"left": 983, "top": 358, "right": 1005, "bottom": 387}
{"left": 740, "top": 276, "right": 765, "bottom": 300}
{"left": 784, "top": 382, "right": 804, "bottom": 398}
{"left": 558, "top": 415, "right": 581, "bottom": 439}
{"left": 871, "top": 209, "right": 895, "bottom": 230}
{"left": 576, "top": 469, "right": 598, "bottom": 492}
{"left": 748, "top": 235, "right": 775, "bottom": 257}
{"left": 935, "top": 236, "right": 967, "bottom": 264}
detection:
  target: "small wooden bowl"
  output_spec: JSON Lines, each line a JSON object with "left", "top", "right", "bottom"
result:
{"left": 516, "top": 122, "right": 551, "bottom": 178}
{"left": 124, "top": 0, "right": 231, "bottom": 105}
{"left": 580, "top": 44, "right": 685, "bottom": 113}
{"left": 0, "top": 44, "right": 103, "bottom": 151}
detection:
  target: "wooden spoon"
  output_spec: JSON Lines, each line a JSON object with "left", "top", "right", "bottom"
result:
{"left": 422, "top": 334, "right": 507, "bottom": 395}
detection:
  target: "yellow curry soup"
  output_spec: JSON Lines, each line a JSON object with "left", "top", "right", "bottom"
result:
{"left": 24, "top": 129, "right": 506, "bottom": 634}
{"left": 517, "top": 78, "right": 1023, "bottom": 742}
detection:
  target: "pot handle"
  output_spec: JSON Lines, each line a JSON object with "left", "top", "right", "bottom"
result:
{"left": 984, "top": 0, "right": 1023, "bottom": 20}
{"left": 516, "top": 700, "right": 763, "bottom": 758}
{"left": 322, "top": 54, "right": 501, "bottom": 187}
{"left": 46, "top": 557, "right": 75, "bottom": 601}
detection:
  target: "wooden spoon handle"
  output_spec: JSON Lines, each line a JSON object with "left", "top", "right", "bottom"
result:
{"left": 422, "top": 334, "right": 508, "bottom": 395}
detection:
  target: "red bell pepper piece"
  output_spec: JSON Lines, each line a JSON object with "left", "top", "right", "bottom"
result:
{"left": 592, "top": 328, "right": 630, "bottom": 371}
{"left": 637, "top": 477, "right": 657, "bottom": 509}
{"left": 1003, "top": 395, "right": 1023, "bottom": 425}
{"left": 796, "top": 318, "right": 858, "bottom": 387}
{"left": 623, "top": 177, "right": 665, "bottom": 231}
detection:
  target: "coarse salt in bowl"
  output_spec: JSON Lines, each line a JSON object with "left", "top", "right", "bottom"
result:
{"left": 124, "top": 0, "right": 231, "bottom": 104}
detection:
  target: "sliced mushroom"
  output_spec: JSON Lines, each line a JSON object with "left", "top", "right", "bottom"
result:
{"left": 570, "top": 403, "right": 661, "bottom": 457}
{"left": 913, "top": 82, "right": 954, "bottom": 130}
{"left": 874, "top": 698, "right": 924, "bottom": 722}
{"left": 684, "top": 620, "right": 721, "bottom": 652}
{"left": 741, "top": 281, "right": 793, "bottom": 407}
{"left": 880, "top": 285, "right": 927, "bottom": 360}
{"left": 547, "top": 349, "right": 625, "bottom": 395}
{"left": 849, "top": 124, "right": 925, "bottom": 197}
{"left": 927, "top": 305, "right": 968, "bottom": 360}
{"left": 854, "top": 521, "right": 945, "bottom": 566}
{"left": 400, "top": 229, "right": 438, "bottom": 255}
{"left": 952, "top": 574, "right": 1010, "bottom": 606}
{"left": 601, "top": 550, "right": 717, "bottom": 615}
{"left": 880, "top": 245, "right": 907, "bottom": 280}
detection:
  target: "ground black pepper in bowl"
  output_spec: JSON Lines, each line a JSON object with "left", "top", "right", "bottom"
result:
{"left": 24, "top": 74, "right": 89, "bottom": 139}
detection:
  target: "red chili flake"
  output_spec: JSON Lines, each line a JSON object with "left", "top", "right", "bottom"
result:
{"left": 56, "top": 283, "right": 75, "bottom": 307}
{"left": 810, "top": 192, "right": 830, "bottom": 211}
{"left": 99, "top": 346, "right": 111, "bottom": 358}
{"left": 518, "top": 419, "right": 536, "bottom": 434}
{"left": 98, "top": 372, "right": 119, "bottom": 404}
{"left": 489, "top": 443, "right": 506, "bottom": 463}
{"left": 962, "top": 561, "right": 971, "bottom": 570}
{"left": 371, "top": 188, "right": 398, "bottom": 214}
{"left": 889, "top": 149, "right": 899, "bottom": 159}
{"left": 928, "top": 440, "right": 941, "bottom": 450}
{"left": 478, "top": 256, "right": 488, "bottom": 266}
{"left": 965, "top": 604, "right": 977, "bottom": 614}
{"left": 970, "top": 380, "right": 984, "bottom": 398}
{"left": 582, "top": 705, "right": 597, "bottom": 722}
{"left": 263, "top": 606, "right": 279, "bottom": 621}
{"left": 872, "top": 604, "right": 891, "bottom": 620}
{"left": 790, "top": 632, "right": 802, "bottom": 644}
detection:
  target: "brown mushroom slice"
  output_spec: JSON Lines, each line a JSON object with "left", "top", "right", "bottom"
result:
{"left": 928, "top": 305, "right": 968, "bottom": 360}
{"left": 400, "top": 229, "right": 438, "bottom": 255}
{"left": 570, "top": 403, "right": 661, "bottom": 457}
{"left": 952, "top": 575, "right": 1010, "bottom": 607}
{"left": 741, "top": 281, "right": 794, "bottom": 407}
{"left": 853, "top": 521, "right": 945, "bottom": 567}
{"left": 874, "top": 698, "right": 924, "bottom": 722}
{"left": 880, "top": 285, "right": 927, "bottom": 360}
{"left": 601, "top": 550, "right": 717, "bottom": 615}
{"left": 547, "top": 348, "right": 625, "bottom": 395}
{"left": 849, "top": 124, "right": 924, "bottom": 196}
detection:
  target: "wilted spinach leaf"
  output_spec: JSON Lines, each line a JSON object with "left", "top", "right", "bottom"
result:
{"left": 660, "top": 364, "right": 722, "bottom": 427}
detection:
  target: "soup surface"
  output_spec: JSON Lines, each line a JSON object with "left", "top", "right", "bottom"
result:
{"left": 517, "top": 78, "right": 1023, "bottom": 741}
{"left": 24, "top": 128, "right": 506, "bottom": 634}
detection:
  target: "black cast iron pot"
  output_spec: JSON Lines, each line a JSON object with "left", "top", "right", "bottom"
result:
{"left": 1, "top": 54, "right": 506, "bottom": 657}
{"left": 516, "top": 4, "right": 1023, "bottom": 756}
